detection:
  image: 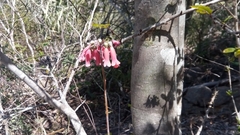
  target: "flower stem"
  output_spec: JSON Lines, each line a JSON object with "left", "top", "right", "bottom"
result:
{"left": 101, "top": 58, "right": 110, "bottom": 135}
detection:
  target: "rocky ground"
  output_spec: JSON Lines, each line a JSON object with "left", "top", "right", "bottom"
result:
{"left": 181, "top": 53, "right": 240, "bottom": 135}
{"left": 79, "top": 59, "right": 240, "bottom": 135}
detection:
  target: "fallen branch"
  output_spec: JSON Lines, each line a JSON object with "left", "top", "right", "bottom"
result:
{"left": 0, "top": 51, "right": 87, "bottom": 135}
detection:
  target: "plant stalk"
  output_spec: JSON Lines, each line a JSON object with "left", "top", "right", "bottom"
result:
{"left": 101, "top": 62, "right": 110, "bottom": 135}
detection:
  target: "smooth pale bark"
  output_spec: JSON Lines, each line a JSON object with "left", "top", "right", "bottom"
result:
{"left": 131, "top": 0, "right": 185, "bottom": 135}
{"left": 0, "top": 51, "right": 87, "bottom": 135}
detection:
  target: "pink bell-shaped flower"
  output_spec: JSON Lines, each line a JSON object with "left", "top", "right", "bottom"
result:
{"left": 109, "top": 46, "right": 120, "bottom": 68}
{"left": 112, "top": 40, "right": 121, "bottom": 47}
{"left": 103, "top": 46, "right": 111, "bottom": 67}
{"left": 79, "top": 45, "right": 90, "bottom": 62}
{"left": 84, "top": 47, "right": 92, "bottom": 67}
{"left": 92, "top": 46, "right": 101, "bottom": 66}
{"left": 78, "top": 39, "right": 121, "bottom": 68}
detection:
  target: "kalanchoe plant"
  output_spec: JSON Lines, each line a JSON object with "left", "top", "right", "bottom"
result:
{"left": 79, "top": 39, "right": 121, "bottom": 68}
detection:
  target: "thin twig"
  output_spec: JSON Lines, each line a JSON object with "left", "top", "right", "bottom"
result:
{"left": 219, "top": 2, "right": 237, "bottom": 21}
{"left": 121, "top": 0, "right": 223, "bottom": 43}
{"left": 183, "top": 55, "right": 240, "bottom": 93}
{"left": 101, "top": 64, "right": 110, "bottom": 135}
{"left": 195, "top": 55, "right": 240, "bottom": 74}
{"left": 12, "top": 2, "right": 36, "bottom": 74}
{"left": 195, "top": 89, "right": 218, "bottom": 135}
{"left": 226, "top": 65, "right": 240, "bottom": 119}
{"left": 62, "top": 0, "right": 99, "bottom": 98}
{"left": 68, "top": 0, "right": 87, "bottom": 22}
{"left": 73, "top": 80, "right": 98, "bottom": 135}
{"left": 189, "top": 117, "right": 194, "bottom": 135}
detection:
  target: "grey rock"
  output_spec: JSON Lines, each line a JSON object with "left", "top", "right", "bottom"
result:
{"left": 182, "top": 84, "right": 240, "bottom": 115}
{"left": 184, "top": 86, "right": 212, "bottom": 106}
{"left": 214, "top": 86, "right": 231, "bottom": 107}
{"left": 214, "top": 85, "right": 240, "bottom": 106}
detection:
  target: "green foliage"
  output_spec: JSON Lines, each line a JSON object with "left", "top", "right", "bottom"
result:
{"left": 9, "top": 115, "right": 32, "bottom": 134}
{"left": 234, "top": 50, "right": 240, "bottom": 58}
{"left": 223, "top": 48, "right": 236, "bottom": 53}
{"left": 185, "top": 11, "right": 212, "bottom": 56}
{"left": 226, "top": 90, "right": 233, "bottom": 96}
{"left": 223, "top": 16, "right": 233, "bottom": 23}
{"left": 186, "top": 1, "right": 238, "bottom": 59}
{"left": 191, "top": 5, "right": 213, "bottom": 15}
{"left": 92, "top": 23, "right": 110, "bottom": 29}
{"left": 223, "top": 48, "right": 240, "bottom": 58}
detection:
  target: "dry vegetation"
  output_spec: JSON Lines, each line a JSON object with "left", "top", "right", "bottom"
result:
{"left": 0, "top": 0, "right": 240, "bottom": 134}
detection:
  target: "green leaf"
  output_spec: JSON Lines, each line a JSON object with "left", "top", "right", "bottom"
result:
{"left": 223, "top": 48, "right": 236, "bottom": 53}
{"left": 223, "top": 16, "right": 233, "bottom": 23}
{"left": 191, "top": 5, "right": 213, "bottom": 14}
{"left": 92, "top": 23, "right": 110, "bottom": 29}
{"left": 68, "top": 54, "right": 75, "bottom": 61}
{"left": 15, "top": 44, "right": 23, "bottom": 48}
{"left": 39, "top": 51, "right": 45, "bottom": 57}
{"left": 226, "top": 90, "right": 232, "bottom": 96}
{"left": 42, "top": 41, "right": 50, "bottom": 46}
{"left": 234, "top": 49, "right": 240, "bottom": 57}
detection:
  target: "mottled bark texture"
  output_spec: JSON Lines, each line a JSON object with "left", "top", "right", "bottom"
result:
{"left": 131, "top": 0, "right": 185, "bottom": 135}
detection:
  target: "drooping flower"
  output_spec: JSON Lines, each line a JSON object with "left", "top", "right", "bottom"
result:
{"left": 78, "top": 39, "right": 121, "bottom": 68}
{"left": 84, "top": 47, "right": 92, "bottom": 67}
{"left": 109, "top": 46, "right": 120, "bottom": 68}
{"left": 92, "top": 46, "right": 101, "bottom": 66}
{"left": 112, "top": 40, "right": 121, "bottom": 47}
{"left": 79, "top": 45, "right": 91, "bottom": 62}
{"left": 103, "top": 46, "right": 111, "bottom": 67}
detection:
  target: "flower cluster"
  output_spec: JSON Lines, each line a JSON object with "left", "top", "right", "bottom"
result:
{"left": 78, "top": 39, "right": 121, "bottom": 68}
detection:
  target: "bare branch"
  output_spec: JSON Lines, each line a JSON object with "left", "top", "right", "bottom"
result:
{"left": 62, "top": 0, "right": 99, "bottom": 98}
{"left": 0, "top": 51, "right": 87, "bottom": 135}
{"left": 121, "top": 0, "right": 223, "bottom": 43}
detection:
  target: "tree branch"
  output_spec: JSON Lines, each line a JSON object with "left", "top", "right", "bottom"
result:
{"left": 121, "top": 0, "right": 223, "bottom": 43}
{"left": 62, "top": 0, "right": 99, "bottom": 98}
{"left": 0, "top": 51, "right": 87, "bottom": 135}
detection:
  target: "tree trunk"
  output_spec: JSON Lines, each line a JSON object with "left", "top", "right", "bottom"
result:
{"left": 131, "top": 0, "right": 186, "bottom": 135}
